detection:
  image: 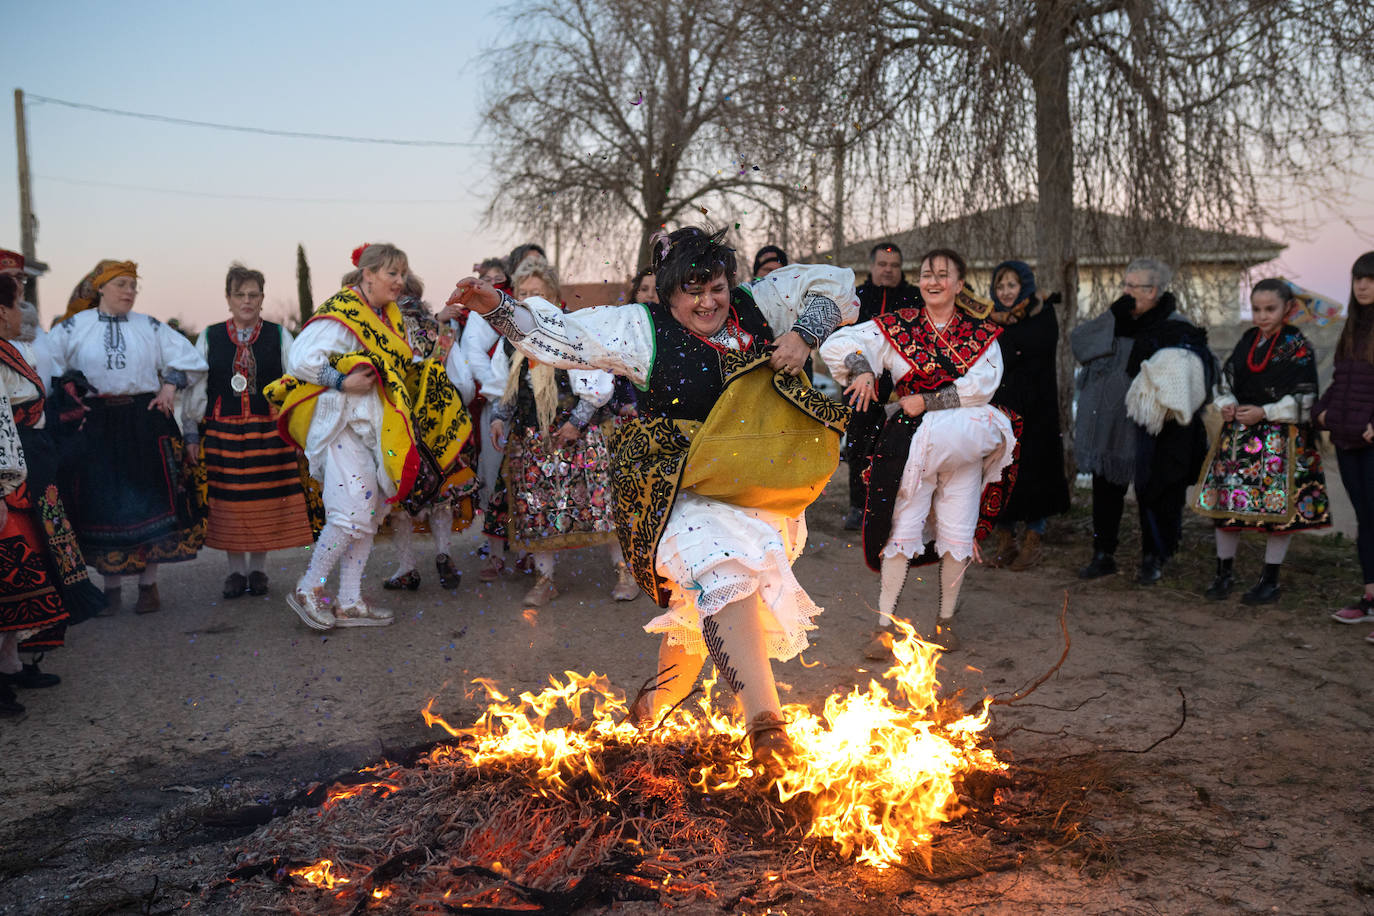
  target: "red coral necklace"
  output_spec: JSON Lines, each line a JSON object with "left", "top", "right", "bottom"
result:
{"left": 1245, "top": 329, "right": 1281, "bottom": 373}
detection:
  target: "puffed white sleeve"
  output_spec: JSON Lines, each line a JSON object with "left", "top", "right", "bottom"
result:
{"left": 287, "top": 319, "right": 357, "bottom": 387}
{"left": 444, "top": 342, "right": 477, "bottom": 404}
{"left": 951, "top": 341, "right": 1004, "bottom": 407}
{"left": 156, "top": 319, "right": 209, "bottom": 390}
{"left": 570, "top": 369, "right": 614, "bottom": 408}
{"left": 0, "top": 391, "right": 25, "bottom": 497}
{"left": 181, "top": 329, "right": 209, "bottom": 439}
{"left": 47, "top": 319, "right": 73, "bottom": 377}
{"left": 748, "top": 264, "right": 860, "bottom": 341}
{"left": 819, "top": 320, "right": 907, "bottom": 385}
{"left": 279, "top": 326, "right": 296, "bottom": 371}
{"left": 482, "top": 297, "right": 655, "bottom": 386}
{"left": 460, "top": 313, "right": 501, "bottom": 396}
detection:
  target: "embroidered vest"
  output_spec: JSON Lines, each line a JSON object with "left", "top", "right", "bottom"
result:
{"left": 206, "top": 321, "right": 283, "bottom": 417}
{"left": 873, "top": 307, "right": 1001, "bottom": 395}
{"left": 638, "top": 289, "right": 776, "bottom": 422}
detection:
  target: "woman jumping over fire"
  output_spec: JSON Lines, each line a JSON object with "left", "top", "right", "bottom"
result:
{"left": 448, "top": 227, "right": 856, "bottom": 774}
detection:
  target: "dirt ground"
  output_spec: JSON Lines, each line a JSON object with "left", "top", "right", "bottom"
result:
{"left": 1, "top": 471, "right": 1372, "bottom": 915}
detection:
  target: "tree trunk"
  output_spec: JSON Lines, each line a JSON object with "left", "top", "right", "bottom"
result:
{"left": 1029, "top": 1, "right": 1079, "bottom": 495}
{"left": 831, "top": 133, "right": 846, "bottom": 260}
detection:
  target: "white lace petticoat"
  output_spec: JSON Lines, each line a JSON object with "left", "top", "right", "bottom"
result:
{"left": 646, "top": 491, "right": 819, "bottom": 662}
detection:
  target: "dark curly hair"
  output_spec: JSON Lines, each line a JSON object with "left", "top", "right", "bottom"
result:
{"left": 652, "top": 226, "right": 737, "bottom": 305}
{"left": 626, "top": 266, "right": 656, "bottom": 304}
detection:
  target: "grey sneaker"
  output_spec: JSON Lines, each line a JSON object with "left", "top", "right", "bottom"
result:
{"left": 333, "top": 598, "right": 394, "bottom": 628}
{"left": 288, "top": 587, "right": 335, "bottom": 630}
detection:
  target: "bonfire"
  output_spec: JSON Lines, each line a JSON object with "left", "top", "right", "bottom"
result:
{"left": 219, "top": 620, "right": 1023, "bottom": 913}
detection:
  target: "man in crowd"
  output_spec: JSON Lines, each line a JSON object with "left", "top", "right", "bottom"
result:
{"left": 844, "top": 242, "right": 922, "bottom": 529}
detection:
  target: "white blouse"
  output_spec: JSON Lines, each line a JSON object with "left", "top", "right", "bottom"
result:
{"left": 820, "top": 319, "right": 1004, "bottom": 407}
{"left": 49, "top": 308, "right": 207, "bottom": 437}
{"left": 0, "top": 391, "right": 22, "bottom": 498}
{"left": 484, "top": 264, "right": 860, "bottom": 384}
{"left": 459, "top": 313, "right": 504, "bottom": 398}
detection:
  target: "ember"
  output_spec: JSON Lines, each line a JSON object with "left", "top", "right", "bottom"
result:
{"left": 224, "top": 622, "right": 1022, "bottom": 912}
{"left": 423, "top": 620, "right": 1002, "bottom": 867}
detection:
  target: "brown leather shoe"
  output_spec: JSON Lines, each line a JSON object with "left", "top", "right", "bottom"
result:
{"left": 1010, "top": 530, "right": 1043, "bottom": 571}
{"left": 747, "top": 711, "right": 794, "bottom": 781}
{"left": 985, "top": 528, "right": 1018, "bottom": 568}
{"left": 864, "top": 626, "right": 895, "bottom": 661}
{"left": 134, "top": 583, "right": 161, "bottom": 614}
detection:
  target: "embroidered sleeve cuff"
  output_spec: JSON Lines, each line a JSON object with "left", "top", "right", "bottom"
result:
{"left": 842, "top": 352, "right": 875, "bottom": 379}
{"left": 792, "top": 294, "right": 842, "bottom": 346}
{"left": 319, "top": 367, "right": 346, "bottom": 390}
{"left": 183, "top": 430, "right": 199, "bottom": 447}
{"left": 161, "top": 368, "right": 189, "bottom": 390}
{"left": 922, "top": 384, "right": 961, "bottom": 411}
{"left": 490, "top": 400, "right": 514, "bottom": 423}
{"left": 568, "top": 398, "right": 598, "bottom": 430}
{"left": 486, "top": 292, "right": 528, "bottom": 343}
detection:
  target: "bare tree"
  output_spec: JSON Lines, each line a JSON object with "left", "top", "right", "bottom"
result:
{"left": 295, "top": 243, "right": 313, "bottom": 329}
{"left": 482, "top": 0, "right": 803, "bottom": 274}
{"left": 820, "top": 0, "right": 1374, "bottom": 473}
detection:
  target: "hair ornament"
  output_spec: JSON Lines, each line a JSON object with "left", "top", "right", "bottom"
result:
{"left": 350, "top": 243, "right": 371, "bottom": 267}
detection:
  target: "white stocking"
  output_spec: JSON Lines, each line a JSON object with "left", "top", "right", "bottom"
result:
{"left": 1265, "top": 533, "right": 1292, "bottom": 564}
{"left": 431, "top": 505, "right": 453, "bottom": 556}
{"left": 702, "top": 596, "right": 781, "bottom": 722}
{"left": 298, "top": 523, "right": 351, "bottom": 593}
{"left": 248, "top": 551, "right": 268, "bottom": 574}
{"left": 938, "top": 554, "right": 969, "bottom": 620}
{"left": 534, "top": 551, "right": 556, "bottom": 578}
{"left": 226, "top": 552, "right": 248, "bottom": 575}
{"left": 139, "top": 564, "right": 158, "bottom": 586}
{"left": 338, "top": 533, "right": 374, "bottom": 606}
{"left": 878, "top": 554, "right": 910, "bottom": 626}
{"left": 645, "top": 636, "right": 707, "bottom": 719}
{"left": 392, "top": 517, "right": 416, "bottom": 576}
{"left": 1215, "top": 528, "right": 1241, "bottom": 561}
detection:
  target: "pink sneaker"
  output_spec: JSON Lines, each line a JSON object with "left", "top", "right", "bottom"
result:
{"left": 1331, "top": 596, "right": 1374, "bottom": 624}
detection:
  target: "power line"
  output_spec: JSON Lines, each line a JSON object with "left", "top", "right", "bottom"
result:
{"left": 27, "top": 94, "right": 485, "bottom": 148}
{"left": 37, "top": 173, "right": 472, "bottom": 204}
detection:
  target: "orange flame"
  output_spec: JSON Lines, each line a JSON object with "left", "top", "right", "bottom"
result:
{"left": 289, "top": 858, "right": 350, "bottom": 889}
{"left": 421, "top": 621, "right": 1003, "bottom": 867}
{"left": 320, "top": 780, "right": 401, "bottom": 812}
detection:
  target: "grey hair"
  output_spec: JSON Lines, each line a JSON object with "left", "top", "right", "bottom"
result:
{"left": 1124, "top": 258, "right": 1173, "bottom": 290}
{"left": 17, "top": 301, "right": 38, "bottom": 343}
{"left": 511, "top": 255, "right": 560, "bottom": 300}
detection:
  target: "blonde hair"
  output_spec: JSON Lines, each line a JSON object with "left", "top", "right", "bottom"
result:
{"left": 341, "top": 242, "right": 408, "bottom": 288}
{"left": 501, "top": 353, "right": 560, "bottom": 432}
{"left": 511, "top": 255, "right": 560, "bottom": 301}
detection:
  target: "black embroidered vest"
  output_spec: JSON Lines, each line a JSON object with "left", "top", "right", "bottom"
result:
{"left": 638, "top": 288, "right": 776, "bottom": 422}
{"left": 206, "top": 320, "right": 283, "bottom": 418}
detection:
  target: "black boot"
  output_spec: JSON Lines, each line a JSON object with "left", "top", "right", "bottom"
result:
{"left": 0, "top": 681, "right": 24, "bottom": 717}
{"left": 1205, "top": 558, "right": 1235, "bottom": 600}
{"left": 1241, "top": 563, "right": 1282, "bottom": 605}
{"left": 1136, "top": 554, "right": 1163, "bottom": 586}
{"left": 1078, "top": 550, "right": 1118, "bottom": 579}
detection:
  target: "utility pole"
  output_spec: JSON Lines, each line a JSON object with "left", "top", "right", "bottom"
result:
{"left": 13, "top": 88, "right": 36, "bottom": 307}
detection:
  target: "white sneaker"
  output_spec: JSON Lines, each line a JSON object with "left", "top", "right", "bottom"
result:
{"left": 333, "top": 598, "right": 394, "bottom": 628}
{"left": 288, "top": 587, "right": 335, "bottom": 630}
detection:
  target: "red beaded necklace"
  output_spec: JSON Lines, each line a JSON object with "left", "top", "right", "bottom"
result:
{"left": 1245, "top": 328, "right": 1282, "bottom": 373}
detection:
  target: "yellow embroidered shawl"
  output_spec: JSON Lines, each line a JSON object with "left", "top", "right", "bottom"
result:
{"left": 264, "top": 288, "right": 473, "bottom": 504}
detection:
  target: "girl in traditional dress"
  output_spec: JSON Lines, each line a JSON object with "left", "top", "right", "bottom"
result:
{"left": 821, "top": 249, "right": 1017, "bottom": 659}
{"left": 382, "top": 275, "right": 479, "bottom": 592}
{"left": 0, "top": 275, "right": 105, "bottom": 715}
{"left": 483, "top": 257, "right": 634, "bottom": 607}
{"left": 450, "top": 227, "right": 856, "bottom": 771}
{"left": 1194, "top": 279, "right": 1330, "bottom": 603}
{"left": 188, "top": 263, "right": 315, "bottom": 599}
{"left": 1318, "top": 252, "right": 1374, "bottom": 638}
{"left": 48, "top": 260, "right": 208, "bottom": 614}
{"left": 985, "top": 261, "right": 1069, "bottom": 570}
{"left": 266, "top": 243, "right": 472, "bottom": 630}
{"left": 462, "top": 260, "right": 514, "bottom": 545}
